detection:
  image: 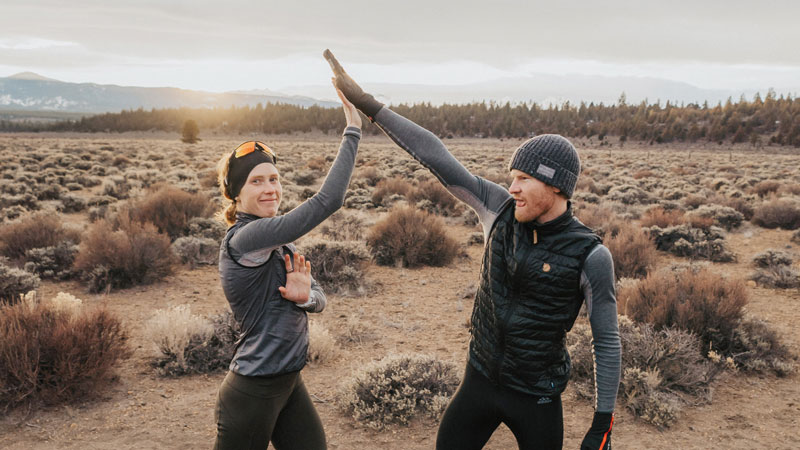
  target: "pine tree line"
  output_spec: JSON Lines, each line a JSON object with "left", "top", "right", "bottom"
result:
{"left": 2, "top": 90, "right": 799, "bottom": 146}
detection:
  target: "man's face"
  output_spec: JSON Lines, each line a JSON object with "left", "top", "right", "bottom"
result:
{"left": 237, "top": 163, "right": 282, "bottom": 218}
{"left": 508, "top": 169, "right": 560, "bottom": 223}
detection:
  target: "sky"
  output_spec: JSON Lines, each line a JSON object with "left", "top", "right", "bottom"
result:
{"left": 2, "top": 0, "right": 799, "bottom": 101}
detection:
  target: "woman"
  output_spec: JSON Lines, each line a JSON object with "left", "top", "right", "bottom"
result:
{"left": 213, "top": 87, "right": 361, "bottom": 450}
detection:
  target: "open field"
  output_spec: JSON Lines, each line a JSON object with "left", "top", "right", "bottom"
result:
{"left": 1, "top": 132, "right": 799, "bottom": 449}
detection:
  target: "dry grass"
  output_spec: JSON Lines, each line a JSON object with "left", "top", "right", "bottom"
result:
{"left": 307, "top": 320, "right": 340, "bottom": 365}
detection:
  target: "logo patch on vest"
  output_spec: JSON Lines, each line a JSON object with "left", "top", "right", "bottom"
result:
{"left": 537, "top": 396, "right": 552, "bottom": 404}
{"left": 536, "top": 164, "right": 555, "bottom": 179}
{"left": 542, "top": 263, "right": 551, "bottom": 272}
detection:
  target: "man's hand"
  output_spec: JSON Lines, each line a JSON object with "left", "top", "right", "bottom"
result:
{"left": 580, "top": 412, "right": 613, "bottom": 450}
{"left": 336, "top": 87, "right": 361, "bottom": 129}
{"left": 278, "top": 252, "right": 312, "bottom": 304}
{"left": 323, "top": 49, "right": 384, "bottom": 120}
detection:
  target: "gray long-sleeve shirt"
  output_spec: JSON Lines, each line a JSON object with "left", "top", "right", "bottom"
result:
{"left": 373, "top": 108, "right": 621, "bottom": 413}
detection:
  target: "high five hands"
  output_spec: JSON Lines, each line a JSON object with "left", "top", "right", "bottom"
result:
{"left": 279, "top": 252, "right": 312, "bottom": 304}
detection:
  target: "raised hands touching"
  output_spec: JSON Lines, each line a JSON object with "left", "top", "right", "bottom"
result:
{"left": 323, "top": 49, "right": 384, "bottom": 121}
{"left": 278, "top": 252, "right": 312, "bottom": 304}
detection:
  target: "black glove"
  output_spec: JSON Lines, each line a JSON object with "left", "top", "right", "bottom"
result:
{"left": 580, "top": 412, "right": 613, "bottom": 450}
{"left": 323, "top": 49, "right": 385, "bottom": 121}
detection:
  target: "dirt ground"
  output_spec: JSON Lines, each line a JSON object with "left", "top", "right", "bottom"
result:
{"left": 1, "top": 133, "right": 799, "bottom": 449}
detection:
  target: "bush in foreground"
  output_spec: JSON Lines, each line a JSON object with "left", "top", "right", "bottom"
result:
{"left": 0, "top": 292, "right": 130, "bottom": 414}
{"left": 144, "top": 306, "right": 238, "bottom": 376}
{"left": 367, "top": 206, "right": 460, "bottom": 267}
{"left": 338, "top": 354, "right": 460, "bottom": 429}
{"left": 570, "top": 316, "right": 719, "bottom": 429}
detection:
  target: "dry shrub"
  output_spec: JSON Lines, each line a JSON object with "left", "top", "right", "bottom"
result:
{"left": 617, "top": 267, "right": 747, "bottom": 355}
{"left": 751, "top": 265, "right": 800, "bottom": 289}
{"left": 574, "top": 203, "right": 623, "bottom": 237}
{"left": 336, "top": 317, "right": 379, "bottom": 347}
{"left": 408, "top": 179, "right": 460, "bottom": 216}
{"left": 318, "top": 210, "right": 367, "bottom": 241}
{"left": 724, "top": 318, "right": 796, "bottom": 375}
{"left": 186, "top": 217, "right": 226, "bottom": 241}
{"left": 751, "top": 180, "right": 781, "bottom": 197}
{"left": 718, "top": 196, "right": 755, "bottom": 221}
{"left": 792, "top": 230, "right": 800, "bottom": 245}
{"left": 605, "top": 222, "right": 658, "bottom": 279}
{"left": 0, "top": 213, "right": 80, "bottom": 260}
{"left": 0, "top": 293, "right": 130, "bottom": 414}
{"left": 633, "top": 169, "right": 655, "bottom": 179}
{"left": 686, "top": 204, "right": 744, "bottom": 230}
{"left": 73, "top": 213, "right": 175, "bottom": 293}
{"left": 751, "top": 198, "right": 800, "bottom": 230}
{"left": 145, "top": 307, "right": 237, "bottom": 376}
{"left": 639, "top": 207, "right": 686, "bottom": 228}
{"left": 292, "top": 170, "right": 318, "bottom": 186}
{"left": 356, "top": 166, "right": 383, "bottom": 187}
{"left": 298, "top": 238, "right": 370, "bottom": 295}
{"left": 606, "top": 184, "right": 652, "bottom": 205}
{"left": 307, "top": 320, "right": 340, "bottom": 365}
{"left": 23, "top": 241, "right": 79, "bottom": 280}
{"left": 338, "top": 354, "right": 460, "bottom": 429}
{"left": 682, "top": 194, "right": 708, "bottom": 210}
{"left": 171, "top": 236, "right": 219, "bottom": 268}
{"left": 371, "top": 177, "right": 412, "bottom": 206}
{"left": 125, "top": 184, "right": 213, "bottom": 240}
{"left": 752, "top": 249, "right": 794, "bottom": 268}
{"left": 307, "top": 155, "right": 329, "bottom": 172}
{"left": 367, "top": 206, "right": 460, "bottom": 267}
{"left": 647, "top": 225, "right": 736, "bottom": 262}
{"left": 569, "top": 316, "right": 718, "bottom": 429}
{"left": 0, "top": 263, "right": 40, "bottom": 304}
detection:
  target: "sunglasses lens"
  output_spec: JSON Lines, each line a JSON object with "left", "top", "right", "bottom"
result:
{"left": 234, "top": 142, "right": 256, "bottom": 158}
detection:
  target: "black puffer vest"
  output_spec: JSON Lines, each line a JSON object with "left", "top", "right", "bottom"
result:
{"left": 468, "top": 202, "right": 601, "bottom": 396}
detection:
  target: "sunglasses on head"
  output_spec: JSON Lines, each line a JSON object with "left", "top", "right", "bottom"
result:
{"left": 232, "top": 141, "right": 277, "bottom": 163}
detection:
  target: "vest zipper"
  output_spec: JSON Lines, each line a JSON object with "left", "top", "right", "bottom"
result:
{"left": 533, "top": 229, "right": 538, "bottom": 244}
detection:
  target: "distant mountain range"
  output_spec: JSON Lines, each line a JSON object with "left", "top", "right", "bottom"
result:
{"left": 0, "top": 73, "right": 339, "bottom": 115}
{"left": 1, "top": 71, "right": 797, "bottom": 118}
{"left": 284, "top": 74, "right": 797, "bottom": 108}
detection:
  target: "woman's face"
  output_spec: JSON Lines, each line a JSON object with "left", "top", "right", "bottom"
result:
{"left": 237, "top": 162, "right": 282, "bottom": 218}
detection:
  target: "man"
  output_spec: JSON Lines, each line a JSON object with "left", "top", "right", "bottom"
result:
{"left": 324, "top": 50, "right": 620, "bottom": 450}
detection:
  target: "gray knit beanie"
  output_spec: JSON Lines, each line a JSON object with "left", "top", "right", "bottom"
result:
{"left": 507, "top": 134, "right": 580, "bottom": 198}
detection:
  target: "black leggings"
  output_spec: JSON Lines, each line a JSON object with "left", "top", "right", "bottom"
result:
{"left": 213, "top": 370, "right": 326, "bottom": 450}
{"left": 436, "top": 364, "right": 563, "bottom": 450}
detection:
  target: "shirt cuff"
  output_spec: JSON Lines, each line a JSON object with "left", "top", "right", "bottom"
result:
{"left": 343, "top": 126, "right": 362, "bottom": 139}
{"left": 296, "top": 298, "right": 315, "bottom": 310}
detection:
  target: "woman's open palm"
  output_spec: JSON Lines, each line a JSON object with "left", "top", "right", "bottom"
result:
{"left": 279, "top": 252, "right": 312, "bottom": 304}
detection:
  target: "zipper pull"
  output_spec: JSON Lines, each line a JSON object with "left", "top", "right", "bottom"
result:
{"left": 533, "top": 229, "right": 538, "bottom": 245}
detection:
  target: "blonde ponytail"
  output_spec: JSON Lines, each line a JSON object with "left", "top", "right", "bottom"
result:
{"left": 216, "top": 151, "right": 238, "bottom": 226}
